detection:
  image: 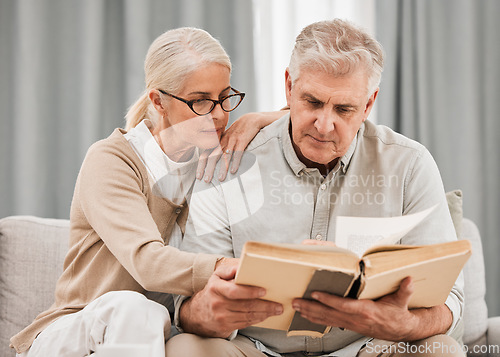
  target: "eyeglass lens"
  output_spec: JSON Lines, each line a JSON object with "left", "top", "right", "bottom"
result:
{"left": 192, "top": 94, "right": 243, "bottom": 115}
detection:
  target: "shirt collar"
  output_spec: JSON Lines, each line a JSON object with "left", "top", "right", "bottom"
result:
{"left": 280, "top": 114, "right": 361, "bottom": 176}
{"left": 125, "top": 120, "right": 199, "bottom": 176}
{"left": 339, "top": 125, "right": 360, "bottom": 174}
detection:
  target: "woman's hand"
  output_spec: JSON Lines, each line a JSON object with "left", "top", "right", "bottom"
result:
{"left": 196, "top": 110, "right": 287, "bottom": 182}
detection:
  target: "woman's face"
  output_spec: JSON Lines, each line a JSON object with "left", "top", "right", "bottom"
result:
{"left": 156, "top": 63, "right": 232, "bottom": 153}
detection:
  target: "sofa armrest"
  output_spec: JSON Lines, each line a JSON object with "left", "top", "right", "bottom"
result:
{"left": 0, "top": 215, "right": 69, "bottom": 357}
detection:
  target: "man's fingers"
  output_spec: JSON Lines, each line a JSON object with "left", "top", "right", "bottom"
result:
{"left": 211, "top": 265, "right": 269, "bottom": 301}
{"left": 216, "top": 280, "right": 266, "bottom": 301}
{"left": 227, "top": 304, "right": 283, "bottom": 326}
{"left": 210, "top": 301, "right": 283, "bottom": 332}
{"left": 292, "top": 297, "right": 345, "bottom": 328}
{"left": 301, "top": 239, "right": 336, "bottom": 247}
{"left": 224, "top": 298, "right": 283, "bottom": 316}
{"left": 393, "top": 276, "right": 414, "bottom": 306}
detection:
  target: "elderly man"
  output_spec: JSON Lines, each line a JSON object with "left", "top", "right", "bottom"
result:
{"left": 166, "top": 19, "right": 465, "bottom": 357}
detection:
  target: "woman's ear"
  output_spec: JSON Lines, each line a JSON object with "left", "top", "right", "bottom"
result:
{"left": 149, "top": 89, "right": 167, "bottom": 117}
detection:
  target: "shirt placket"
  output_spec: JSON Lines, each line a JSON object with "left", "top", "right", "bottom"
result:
{"left": 310, "top": 173, "right": 335, "bottom": 242}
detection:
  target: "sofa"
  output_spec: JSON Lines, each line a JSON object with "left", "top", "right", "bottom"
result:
{"left": 1, "top": 191, "right": 499, "bottom": 356}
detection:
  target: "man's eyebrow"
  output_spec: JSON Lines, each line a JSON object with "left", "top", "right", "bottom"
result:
{"left": 301, "top": 92, "right": 322, "bottom": 101}
{"left": 335, "top": 103, "right": 357, "bottom": 108}
{"left": 301, "top": 92, "right": 359, "bottom": 109}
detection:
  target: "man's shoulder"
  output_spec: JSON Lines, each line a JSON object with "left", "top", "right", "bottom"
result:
{"left": 246, "top": 114, "right": 288, "bottom": 152}
{"left": 361, "top": 121, "right": 426, "bottom": 153}
{"left": 207, "top": 116, "right": 288, "bottom": 188}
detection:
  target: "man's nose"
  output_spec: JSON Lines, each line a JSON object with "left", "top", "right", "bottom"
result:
{"left": 314, "top": 110, "right": 335, "bottom": 134}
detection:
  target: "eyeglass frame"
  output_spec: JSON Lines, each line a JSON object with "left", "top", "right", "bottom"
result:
{"left": 158, "top": 87, "right": 246, "bottom": 116}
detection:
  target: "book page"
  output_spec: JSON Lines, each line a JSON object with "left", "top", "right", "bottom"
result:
{"left": 358, "top": 242, "right": 471, "bottom": 307}
{"left": 335, "top": 205, "right": 436, "bottom": 257}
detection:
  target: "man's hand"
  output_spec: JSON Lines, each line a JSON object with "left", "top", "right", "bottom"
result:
{"left": 180, "top": 262, "right": 284, "bottom": 338}
{"left": 301, "top": 239, "right": 336, "bottom": 247}
{"left": 292, "top": 277, "right": 453, "bottom": 342}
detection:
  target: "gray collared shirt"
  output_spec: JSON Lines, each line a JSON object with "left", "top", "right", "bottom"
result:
{"left": 179, "top": 114, "right": 464, "bottom": 356}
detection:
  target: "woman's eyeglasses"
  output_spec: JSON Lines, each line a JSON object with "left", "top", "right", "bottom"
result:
{"left": 158, "top": 87, "right": 245, "bottom": 116}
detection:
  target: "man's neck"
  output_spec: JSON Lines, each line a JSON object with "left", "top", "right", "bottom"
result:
{"left": 299, "top": 154, "right": 338, "bottom": 176}
{"left": 288, "top": 123, "right": 339, "bottom": 176}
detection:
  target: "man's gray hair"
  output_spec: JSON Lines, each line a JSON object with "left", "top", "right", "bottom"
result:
{"left": 288, "top": 19, "right": 384, "bottom": 96}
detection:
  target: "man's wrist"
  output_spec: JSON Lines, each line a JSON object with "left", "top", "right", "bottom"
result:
{"left": 403, "top": 305, "right": 453, "bottom": 341}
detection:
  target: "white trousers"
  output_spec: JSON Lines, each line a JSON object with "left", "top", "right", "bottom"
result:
{"left": 18, "top": 291, "right": 171, "bottom": 357}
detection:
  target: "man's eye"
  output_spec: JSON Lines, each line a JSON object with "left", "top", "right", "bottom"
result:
{"left": 336, "top": 107, "right": 353, "bottom": 115}
{"left": 306, "top": 99, "right": 322, "bottom": 108}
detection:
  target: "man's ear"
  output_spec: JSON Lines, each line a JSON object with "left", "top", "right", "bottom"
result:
{"left": 285, "top": 68, "right": 293, "bottom": 107}
{"left": 149, "top": 89, "right": 167, "bottom": 117}
{"left": 363, "top": 88, "right": 379, "bottom": 121}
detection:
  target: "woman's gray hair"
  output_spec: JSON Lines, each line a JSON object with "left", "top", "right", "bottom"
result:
{"left": 125, "top": 27, "right": 231, "bottom": 130}
{"left": 288, "top": 19, "right": 384, "bottom": 97}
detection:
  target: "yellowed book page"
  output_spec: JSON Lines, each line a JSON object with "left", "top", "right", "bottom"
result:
{"left": 358, "top": 246, "right": 471, "bottom": 307}
{"left": 235, "top": 254, "right": 319, "bottom": 330}
{"left": 235, "top": 250, "right": 358, "bottom": 331}
{"left": 362, "top": 240, "right": 471, "bottom": 274}
{"left": 242, "top": 241, "right": 358, "bottom": 268}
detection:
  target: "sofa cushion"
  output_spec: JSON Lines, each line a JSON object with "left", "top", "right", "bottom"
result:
{"left": 445, "top": 190, "right": 488, "bottom": 347}
{"left": 0, "top": 216, "right": 69, "bottom": 357}
{"left": 446, "top": 189, "right": 463, "bottom": 238}
{"left": 461, "top": 217, "right": 489, "bottom": 346}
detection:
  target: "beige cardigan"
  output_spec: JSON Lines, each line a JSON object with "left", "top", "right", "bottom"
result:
{"left": 11, "top": 129, "right": 219, "bottom": 353}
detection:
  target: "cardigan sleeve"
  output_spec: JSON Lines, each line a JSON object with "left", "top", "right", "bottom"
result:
{"left": 74, "top": 133, "right": 218, "bottom": 295}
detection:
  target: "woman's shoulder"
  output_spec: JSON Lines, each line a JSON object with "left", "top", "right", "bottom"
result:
{"left": 87, "top": 128, "right": 136, "bottom": 159}
{"left": 82, "top": 128, "right": 146, "bottom": 175}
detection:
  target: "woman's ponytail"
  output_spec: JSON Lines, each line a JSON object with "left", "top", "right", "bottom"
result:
{"left": 124, "top": 91, "right": 151, "bottom": 131}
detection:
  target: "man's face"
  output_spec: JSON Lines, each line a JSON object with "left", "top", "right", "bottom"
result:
{"left": 285, "top": 68, "right": 378, "bottom": 171}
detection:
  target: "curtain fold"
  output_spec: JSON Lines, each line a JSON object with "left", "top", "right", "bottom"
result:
{"left": 376, "top": 0, "right": 500, "bottom": 316}
{"left": 0, "top": 0, "right": 255, "bottom": 219}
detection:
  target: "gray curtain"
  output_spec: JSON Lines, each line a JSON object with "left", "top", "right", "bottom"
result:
{"left": 0, "top": 0, "right": 255, "bottom": 219}
{"left": 376, "top": 0, "right": 500, "bottom": 316}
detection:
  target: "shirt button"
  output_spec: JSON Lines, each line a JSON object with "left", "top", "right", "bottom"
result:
{"left": 315, "top": 234, "right": 323, "bottom": 240}
{"left": 175, "top": 208, "right": 182, "bottom": 214}
{"left": 320, "top": 184, "right": 327, "bottom": 190}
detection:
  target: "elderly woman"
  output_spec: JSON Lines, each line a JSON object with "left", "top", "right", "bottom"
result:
{"left": 11, "top": 27, "right": 281, "bottom": 357}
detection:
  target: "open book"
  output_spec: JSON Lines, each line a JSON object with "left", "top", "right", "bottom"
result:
{"left": 234, "top": 207, "right": 471, "bottom": 337}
